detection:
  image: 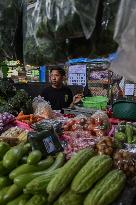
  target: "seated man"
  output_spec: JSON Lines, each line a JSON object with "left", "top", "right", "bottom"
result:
{"left": 41, "top": 66, "right": 82, "bottom": 111}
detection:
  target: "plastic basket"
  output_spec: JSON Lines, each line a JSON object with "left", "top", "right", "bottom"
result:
{"left": 112, "top": 100, "right": 136, "bottom": 121}
{"left": 82, "top": 96, "right": 108, "bottom": 109}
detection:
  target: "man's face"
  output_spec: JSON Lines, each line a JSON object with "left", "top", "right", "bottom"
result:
{"left": 50, "top": 70, "right": 63, "bottom": 87}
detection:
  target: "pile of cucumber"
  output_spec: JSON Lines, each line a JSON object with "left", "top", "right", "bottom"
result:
{"left": 0, "top": 141, "right": 65, "bottom": 205}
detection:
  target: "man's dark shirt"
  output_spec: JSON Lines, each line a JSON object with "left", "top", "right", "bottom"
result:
{"left": 41, "top": 86, "right": 73, "bottom": 110}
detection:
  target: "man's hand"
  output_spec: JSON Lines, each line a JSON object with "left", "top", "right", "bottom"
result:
{"left": 73, "top": 94, "right": 83, "bottom": 104}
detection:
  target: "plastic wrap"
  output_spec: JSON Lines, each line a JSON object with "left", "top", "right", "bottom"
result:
{"left": 95, "top": 136, "right": 114, "bottom": 156}
{"left": 111, "top": 0, "right": 136, "bottom": 82}
{"left": 32, "top": 96, "right": 54, "bottom": 119}
{"left": 60, "top": 131, "right": 96, "bottom": 159}
{"left": 63, "top": 112, "right": 110, "bottom": 137}
{"left": 114, "top": 148, "right": 136, "bottom": 177}
{"left": 0, "top": 0, "right": 23, "bottom": 60}
{"left": 30, "top": 0, "right": 99, "bottom": 40}
{"left": 23, "top": 0, "right": 99, "bottom": 64}
{"left": 96, "top": 0, "right": 120, "bottom": 54}
{"left": 28, "top": 128, "right": 63, "bottom": 155}
{"left": 89, "top": 111, "right": 111, "bottom": 137}
{"left": 31, "top": 119, "right": 63, "bottom": 134}
{"left": 114, "top": 122, "right": 136, "bottom": 148}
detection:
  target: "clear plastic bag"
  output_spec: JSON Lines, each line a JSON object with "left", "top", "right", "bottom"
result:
{"left": 31, "top": 0, "right": 99, "bottom": 40}
{"left": 32, "top": 96, "right": 54, "bottom": 119}
{"left": 0, "top": 0, "right": 23, "bottom": 60}
{"left": 111, "top": 0, "right": 136, "bottom": 82}
{"left": 89, "top": 111, "right": 111, "bottom": 137}
{"left": 96, "top": 0, "right": 120, "bottom": 54}
{"left": 114, "top": 148, "right": 136, "bottom": 177}
{"left": 60, "top": 131, "right": 96, "bottom": 159}
{"left": 23, "top": 0, "right": 100, "bottom": 65}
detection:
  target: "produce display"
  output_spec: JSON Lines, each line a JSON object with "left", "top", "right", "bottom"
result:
{"left": 115, "top": 122, "right": 136, "bottom": 147}
{"left": 61, "top": 131, "right": 96, "bottom": 159}
{"left": 84, "top": 170, "right": 126, "bottom": 205}
{"left": 0, "top": 127, "right": 28, "bottom": 145}
{"left": 0, "top": 141, "right": 66, "bottom": 204}
{"left": 63, "top": 112, "right": 110, "bottom": 137}
{"left": 95, "top": 136, "right": 114, "bottom": 156}
{"left": 0, "top": 113, "right": 15, "bottom": 132}
{"left": 0, "top": 88, "right": 32, "bottom": 116}
{"left": 16, "top": 111, "right": 44, "bottom": 125}
{"left": 0, "top": 98, "right": 136, "bottom": 205}
{"left": 114, "top": 149, "right": 136, "bottom": 177}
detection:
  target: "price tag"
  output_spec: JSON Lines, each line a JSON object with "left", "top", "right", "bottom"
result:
{"left": 125, "top": 84, "right": 135, "bottom": 96}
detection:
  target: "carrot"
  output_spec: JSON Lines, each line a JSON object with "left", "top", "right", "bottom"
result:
{"left": 16, "top": 115, "right": 30, "bottom": 121}
{"left": 17, "top": 111, "right": 24, "bottom": 118}
{"left": 30, "top": 114, "right": 33, "bottom": 123}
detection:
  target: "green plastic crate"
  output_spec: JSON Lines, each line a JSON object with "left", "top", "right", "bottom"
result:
{"left": 82, "top": 96, "right": 108, "bottom": 110}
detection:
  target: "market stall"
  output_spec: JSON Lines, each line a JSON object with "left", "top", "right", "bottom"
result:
{"left": 0, "top": 91, "right": 135, "bottom": 205}
{"left": 0, "top": 0, "right": 136, "bottom": 204}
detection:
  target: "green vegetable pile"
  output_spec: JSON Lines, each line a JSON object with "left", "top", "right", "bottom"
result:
{"left": 115, "top": 122, "right": 136, "bottom": 148}
{"left": 0, "top": 141, "right": 65, "bottom": 205}
{"left": 0, "top": 142, "right": 126, "bottom": 205}
{"left": 0, "top": 79, "right": 32, "bottom": 115}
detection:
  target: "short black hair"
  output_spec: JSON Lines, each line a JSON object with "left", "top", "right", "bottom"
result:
{"left": 50, "top": 66, "right": 66, "bottom": 76}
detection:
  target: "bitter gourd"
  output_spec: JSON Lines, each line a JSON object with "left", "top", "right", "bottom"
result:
{"left": 84, "top": 169, "right": 126, "bottom": 205}
{"left": 71, "top": 155, "right": 113, "bottom": 193}
{"left": 47, "top": 148, "right": 95, "bottom": 202}
{"left": 58, "top": 188, "right": 85, "bottom": 205}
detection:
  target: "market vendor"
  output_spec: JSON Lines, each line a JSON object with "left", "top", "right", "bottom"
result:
{"left": 41, "top": 67, "right": 82, "bottom": 111}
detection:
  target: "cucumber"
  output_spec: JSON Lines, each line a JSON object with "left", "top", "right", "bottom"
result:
{"left": 0, "top": 160, "right": 10, "bottom": 175}
{"left": 0, "top": 176, "right": 12, "bottom": 189}
{"left": 20, "top": 156, "right": 28, "bottom": 164}
{"left": 9, "top": 164, "right": 39, "bottom": 180}
{"left": 27, "top": 150, "right": 42, "bottom": 165}
{"left": 3, "top": 144, "right": 26, "bottom": 170}
{"left": 7, "top": 194, "right": 30, "bottom": 205}
{"left": 4, "top": 184, "right": 22, "bottom": 203}
{"left": 45, "top": 152, "right": 65, "bottom": 172}
{"left": 26, "top": 194, "right": 47, "bottom": 205}
{"left": 37, "top": 156, "right": 54, "bottom": 169}
{"left": 10, "top": 156, "right": 54, "bottom": 180}
{"left": 25, "top": 169, "right": 60, "bottom": 194}
{"left": 14, "top": 152, "right": 65, "bottom": 189}
{"left": 0, "top": 186, "right": 10, "bottom": 204}
{"left": 0, "top": 142, "right": 10, "bottom": 160}
{"left": 23, "top": 143, "right": 32, "bottom": 153}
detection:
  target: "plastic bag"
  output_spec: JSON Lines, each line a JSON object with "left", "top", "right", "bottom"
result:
{"left": 60, "top": 131, "right": 96, "bottom": 159}
{"left": 114, "top": 148, "right": 136, "bottom": 177}
{"left": 0, "top": 0, "right": 23, "bottom": 60}
{"left": 111, "top": 0, "right": 136, "bottom": 82}
{"left": 95, "top": 136, "right": 114, "bottom": 156}
{"left": 96, "top": 0, "right": 120, "bottom": 55}
{"left": 31, "top": 119, "right": 63, "bottom": 134}
{"left": 28, "top": 128, "right": 63, "bottom": 155}
{"left": 23, "top": 0, "right": 99, "bottom": 65}
{"left": 32, "top": 96, "right": 54, "bottom": 119}
{"left": 89, "top": 111, "right": 111, "bottom": 137}
{"left": 31, "top": 0, "right": 99, "bottom": 40}
{"left": 23, "top": 1, "right": 66, "bottom": 65}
